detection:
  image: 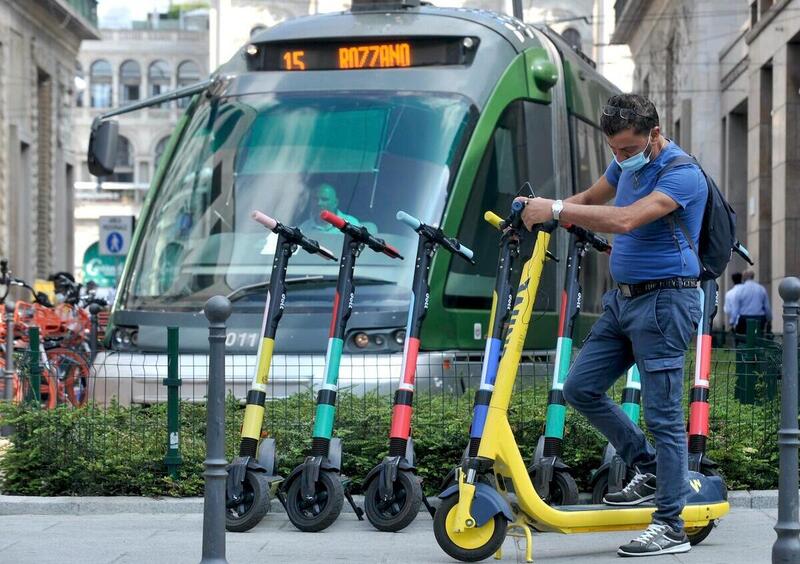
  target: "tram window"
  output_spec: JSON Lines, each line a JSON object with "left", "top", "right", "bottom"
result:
{"left": 572, "top": 116, "right": 614, "bottom": 313}
{"left": 444, "top": 101, "right": 557, "bottom": 311}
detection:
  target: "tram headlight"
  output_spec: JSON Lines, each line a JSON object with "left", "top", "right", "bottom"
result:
{"left": 394, "top": 330, "right": 406, "bottom": 346}
{"left": 112, "top": 326, "right": 139, "bottom": 351}
{"left": 353, "top": 332, "right": 370, "bottom": 348}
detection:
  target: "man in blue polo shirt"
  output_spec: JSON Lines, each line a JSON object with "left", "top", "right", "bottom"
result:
{"left": 519, "top": 93, "right": 706, "bottom": 557}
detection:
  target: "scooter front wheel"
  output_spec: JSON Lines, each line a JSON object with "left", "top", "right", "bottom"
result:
{"left": 226, "top": 470, "right": 270, "bottom": 532}
{"left": 285, "top": 470, "right": 344, "bottom": 532}
{"left": 433, "top": 493, "right": 507, "bottom": 562}
{"left": 531, "top": 468, "right": 580, "bottom": 505}
{"left": 364, "top": 469, "right": 422, "bottom": 532}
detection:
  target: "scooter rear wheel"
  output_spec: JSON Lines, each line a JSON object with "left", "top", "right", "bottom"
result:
{"left": 226, "top": 470, "right": 270, "bottom": 532}
{"left": 286, "top": 470, "right": 344, "bottom": 532}
{"left": 364, "top": 469, "right": 422, "bottom": 532}
{"left": 433, "top": 493, "right": 507, "bottom": 562}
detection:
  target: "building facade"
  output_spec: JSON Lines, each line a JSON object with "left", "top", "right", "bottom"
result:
{"left": 0, "top": 0, "right": 99, "bottom": 283}
{"left": 610, "top": 0, "right": 760, "bottom": 318}
{"left": 72, "top": 12, "right": 208, "bottom": 276}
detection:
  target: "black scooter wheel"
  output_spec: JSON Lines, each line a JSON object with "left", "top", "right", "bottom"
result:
{"left": 286, "top": 470, "right": 344, "bottom": 532}
{"left": 686, "top": 467, "right": 726, "bottom": 546}
{"left": 364, "top": 470, "right": 422, "bottom": 532}
{"left": 433, "top": 494, "right": 507, "bottom": 562}
{"left": 531, "top": 468, "right": 579, "bottom": 506}
{"left": 226, "top": 470, "right": 270, "bottom": 532}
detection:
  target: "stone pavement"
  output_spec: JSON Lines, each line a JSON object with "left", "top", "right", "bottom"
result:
{"left": 0, "top": 507, "right": 778, "bottom": 564}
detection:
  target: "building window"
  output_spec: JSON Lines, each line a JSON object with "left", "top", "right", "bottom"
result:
{"left": 176, "top": 60, "right": 201, "bottom": 108}
{"left": 154, "top": 136, "right": 170, "bottom": 170}
{"left": 119, "top": 60, "right": 141, "bottom": 104}
{"left": 751, "top": 1, "right": 758, "bottom": 27}
{"left": 561, "top": 28, "right": 582, "bottom": 51}
{"left": 149, "top": 60, "right": 171, "bottom": 106}
{"left": 107, "top": 135, "right": 134, "bottom": 183}
{"left": 90, "top": 59, "right": 112, "bottom": 108}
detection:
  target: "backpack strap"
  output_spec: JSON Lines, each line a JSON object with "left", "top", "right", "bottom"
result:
{"left": 655, "top": 155, "right": 705, "bottom": 274}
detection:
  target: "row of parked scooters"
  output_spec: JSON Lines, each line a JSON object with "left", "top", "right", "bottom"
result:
{"left": 224, "top": 201, "right": 738, "bottom": 562}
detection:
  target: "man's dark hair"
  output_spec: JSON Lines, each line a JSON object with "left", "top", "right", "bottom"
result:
{"left": 600, "top": 93, "right": 659, "bottom": 137}
{"left": 731, "top": 272, "right": 743, "bottom": 285}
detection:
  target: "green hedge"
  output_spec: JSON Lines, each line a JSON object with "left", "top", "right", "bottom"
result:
{"left": 0, "top": 387, "right": 779, "bottom": 497}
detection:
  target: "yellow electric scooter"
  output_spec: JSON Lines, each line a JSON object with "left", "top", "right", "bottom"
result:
{"left": 432, "top": 201, "right": 730, "bottom": 562}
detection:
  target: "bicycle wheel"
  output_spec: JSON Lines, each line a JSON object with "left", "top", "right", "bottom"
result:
{"left": 47, "top": 348, "right": 91, "bottom": 407}
{"left": 13, "top": 366, "right": 58, "bottom": 409}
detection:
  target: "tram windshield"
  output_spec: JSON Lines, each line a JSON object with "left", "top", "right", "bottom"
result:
{"left": 123, "top": 91, "right": 475, "bottom": 310}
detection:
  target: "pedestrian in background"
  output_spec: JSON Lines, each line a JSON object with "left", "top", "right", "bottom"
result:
{"left": 729, "top": 270, "right": 771, "bottom": 335}
{"left": 723, "top": 272, "right": 743, "bottom": 333}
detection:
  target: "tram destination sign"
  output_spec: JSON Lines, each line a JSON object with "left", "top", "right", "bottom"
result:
{"left": 248, "top": 36, "right": 479, "bottom": 72}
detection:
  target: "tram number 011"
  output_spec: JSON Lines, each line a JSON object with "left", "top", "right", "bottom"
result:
{"left": 338, "top": 43, "right": 411, "bottom": 69}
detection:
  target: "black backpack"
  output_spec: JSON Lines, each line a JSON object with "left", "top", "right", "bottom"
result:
{"left": 654, "top": 155, "right": 738, "bottom": 281}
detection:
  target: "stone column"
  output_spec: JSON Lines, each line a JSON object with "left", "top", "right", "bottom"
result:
{"left": 770, "top": 43, "right": 800, "bottom": 314}
{"left": 747, "top": 65, "right": 773, "bottom": 288}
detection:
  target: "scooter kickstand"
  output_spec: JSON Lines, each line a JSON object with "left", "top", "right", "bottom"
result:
{"left": 344, "top": 487, "right": 365, "bottom": 520}
{"left": 507, "top": 518, "right": 534, "bottom": 563}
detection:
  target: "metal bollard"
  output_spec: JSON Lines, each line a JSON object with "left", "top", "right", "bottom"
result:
{"left": 163, "top": 326, "right": 182, "bottom": 479}
{"left": 772, "top": 277, "right": 800, "bottom": 563}
{"left": 88, "top": 303, "right": 102, "bottom": 363}
{"left": 3, "top": 300, "right": 14, "bottom": 402}
{"left": 200, "top": 296, "right": 231, "bottom": 564}
{"left": 28, "top": 326, "right": 41, "bottom": 405}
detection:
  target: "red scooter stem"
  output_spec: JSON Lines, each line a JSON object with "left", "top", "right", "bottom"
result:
{"left": 320, "top": 211, "right": 403, "bottom": 259}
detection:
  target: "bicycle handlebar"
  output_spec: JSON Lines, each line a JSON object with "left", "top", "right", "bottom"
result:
{"left": 733, "top": 240, "right": 754, "bottom": 265}
{"left": 396, "top": 210, "right": 474, "bottom": 263}
{"left": 320, "top": 211, "right": 403, "bottom": 260}
{"left": 561, "top": 223, "right": 612, "bottom": 255}
{"left": 251, "top": 210, "right": 336, "bottom": 261}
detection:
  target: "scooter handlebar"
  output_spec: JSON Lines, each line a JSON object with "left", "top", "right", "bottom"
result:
{"left": 321, "top": 211, "right": 403, "bottom": 260}
{"left": 251, "top": 210, "right": 336, "bottom": 261}
{"left": 484, "top": 211, "right": 504, "bottom": 231}
{"left": 251, "top": 210, "right": 278, "bottom": 231}
{"left": 561, "top": 223, "right": 612, "bottom": 255}
{"left": 733, "top": 240, "right": 754, "bottom": 265}
{"left": 396, "top": 210, "right": 421, "bottom": 231}
{"left": 396, "top": 210, "right": 474, "bottom": 262}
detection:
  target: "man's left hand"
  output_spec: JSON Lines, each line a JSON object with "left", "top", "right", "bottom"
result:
{"left": 514, "top": 197, "right": 555, "bottom": 231}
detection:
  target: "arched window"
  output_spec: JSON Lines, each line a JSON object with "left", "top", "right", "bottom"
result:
{"left": 75, "top": 62, "right": 86, "bottom": 108}
{"left": 561, "top": 28, "right": 582, "bottom": 52}
{"left": 108, "top": 135, "right": 134, "bottom": 183}
{"left": 154, "top": 136, "right": 170, "bottom": 169}
{"left": 90, "top": 59, "right": 112, "bottom": 108}
{"left": 148, "top": 60, "right": 171, "bottom": 106}
{"left": 176, "top": 61, "right": 201, "bottom": 108}
{"left": 119, "top": 60, "right": 141, "bottom": 104}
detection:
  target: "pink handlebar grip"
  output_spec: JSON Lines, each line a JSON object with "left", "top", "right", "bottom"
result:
{"left": 320, "top": 210, "right": 345, "bottom": 229}
{"left": 383, "top": 244, "right": 401, "bottom": 258}
{"left": 251, "top": 210, "right": 278, "bottom": 231}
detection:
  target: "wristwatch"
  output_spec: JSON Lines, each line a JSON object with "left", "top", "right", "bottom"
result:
{"left": 551, "top": 199, "right": 564, "bottom": 221}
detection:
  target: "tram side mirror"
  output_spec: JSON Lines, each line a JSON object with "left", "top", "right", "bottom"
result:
{"left": 88, "top": 118, "right": 119, "bottom": 177}
{"left": 531, "top": 59, "right": 559, "bottom": 92}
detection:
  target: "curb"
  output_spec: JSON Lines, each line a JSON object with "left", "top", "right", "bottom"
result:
{"left": 0, "top": 490, "right": 785, "bottom": 516}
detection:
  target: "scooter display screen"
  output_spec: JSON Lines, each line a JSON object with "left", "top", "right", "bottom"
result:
{"left": 247, "top": 37, "right": 478, "bottom": 72}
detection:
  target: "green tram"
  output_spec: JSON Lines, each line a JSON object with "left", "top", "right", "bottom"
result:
{"left": 91, "top": 1, "right": 617, "bottom": 405}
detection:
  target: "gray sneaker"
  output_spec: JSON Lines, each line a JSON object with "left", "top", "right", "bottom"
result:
{"left": 603, "top": 472, "right": 656, "bottom": 506}
{"left": 618, "top": 523, "right": 691, "bottom": 557}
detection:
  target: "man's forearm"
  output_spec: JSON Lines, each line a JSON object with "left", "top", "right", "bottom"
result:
{"left": 559, "top": 202, "right": 630, "bottom": 234}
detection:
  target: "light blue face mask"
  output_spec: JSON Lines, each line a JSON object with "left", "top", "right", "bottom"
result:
{"left": 615, "top": 130, "right": 654, "bottom": 172}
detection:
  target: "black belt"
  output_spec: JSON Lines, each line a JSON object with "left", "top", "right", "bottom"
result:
{"left": 618, "top": 277, "right": 699, "bottom": 298}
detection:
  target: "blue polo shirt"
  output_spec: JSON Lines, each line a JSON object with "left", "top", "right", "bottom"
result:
{"left": 604, "top": 141, "right": 707, "bottom": 284}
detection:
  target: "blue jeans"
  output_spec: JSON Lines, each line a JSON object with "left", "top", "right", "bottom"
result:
{"left": 563, "top": 288, "right": 702, "bottom": 530}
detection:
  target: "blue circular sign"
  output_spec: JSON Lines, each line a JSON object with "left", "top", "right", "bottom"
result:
{"left": 106, "top": 231, "right": 124, "bottom": 254}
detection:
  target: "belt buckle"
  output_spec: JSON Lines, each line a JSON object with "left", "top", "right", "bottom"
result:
{"left": 619, "top": 284, "right": 632, "bottom": 298}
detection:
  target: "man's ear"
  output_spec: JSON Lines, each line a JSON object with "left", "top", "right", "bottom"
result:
{"left": 650, "top": 126, "right": 661, "bottom": 141}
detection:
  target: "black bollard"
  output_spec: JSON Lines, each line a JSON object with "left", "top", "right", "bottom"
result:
{"left": 88, "top": 303, "right": 102, "bottom": 363}
{"left": 200, "top": 296, "right": 231, "bottom": 564}
{"left": 3, "top": 300, "right": 14, "bottom": 402}
{"left": 773, "top": 277, "right": 800, "bottom": 563}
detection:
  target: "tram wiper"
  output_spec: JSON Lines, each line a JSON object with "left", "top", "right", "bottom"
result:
{"left": 225, "top": 275, "right": 394, "bottom": 302}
